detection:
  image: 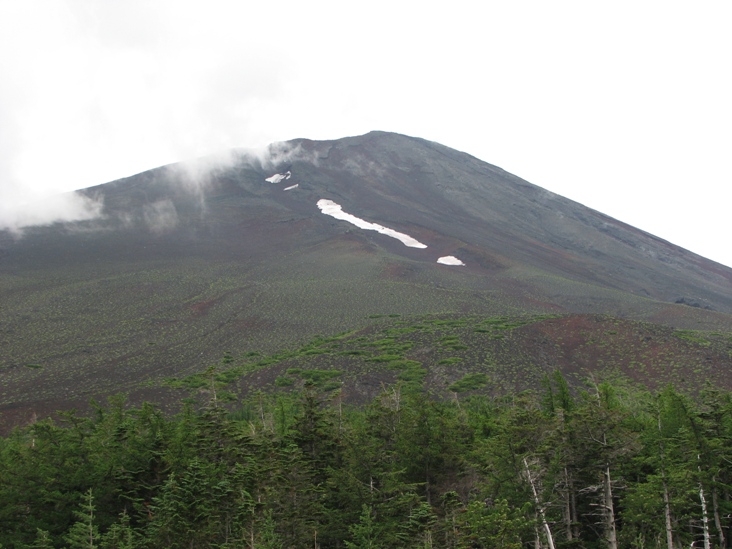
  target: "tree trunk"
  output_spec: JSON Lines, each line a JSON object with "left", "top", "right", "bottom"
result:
{"left": 563, "top": 466, "right": 581, "bottom": 542}
{"left": 663, "top": 477, "right": 674, "bottom": 549}
{"left": 713, "top": 484, "right": 726, "bottom": 548}
{"left": 659, "top": 413, "right": 675, "bottom": 549}
{"left": 699, "top": 473, "right": 711, "bottom": 549}
{"left": 604, "top": 464, "right": 618, "bottom": 549}
{"left": 563, "top": 468, "right": 573, "bottom": 542}
{"left": 571, "top": 483, "right": 580, "bottom": 540}
{"left": 524, "top": 457, "right": 556, "bottom": 549}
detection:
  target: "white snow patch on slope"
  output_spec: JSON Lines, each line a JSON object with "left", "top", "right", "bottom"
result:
{"left": 265, "top": 171, "right": 292, "bottom": 183}
{"left": 317, "top": 199, "right": 428, "bottom": 249}
{"left": 437, "top": 256, "right": 465, "bottom": 266}
{"left": 283, "top": 184, "right": 299, "bottom": 191}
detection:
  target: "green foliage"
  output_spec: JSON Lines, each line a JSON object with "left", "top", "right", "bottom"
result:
{"left": 345, "top": 505, "right": 382, "bottom": 549}
{"left": 100, "top": 511, "right": 137, "bottom": 549}
{"left": 298, "top": 369, "right": 342, "bottom": 384}
{"left": 673, "top": 329, "right": 711, "bottom": 346}
{"left": 274, "top": 375, "right": 294, "bottom": 387}
{"left": 4, "top": 377, "right": 732, "bottom": 548}
{"left": 64, "top": 489, "right": 100, "bottom": 549}
{"left": 449, "top": 372, "right": 488, "bottom": 393}
{"left": 456, "top": 499, "right": 529, "bottom": 548}
{"left": 397, "top": 367, "right": 427, "bottom": 383}
{"left": 28, "top": 529, "right": 54, "bottom": 549}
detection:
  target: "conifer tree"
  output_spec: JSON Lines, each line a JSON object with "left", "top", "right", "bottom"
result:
{"left": 345, "top": 504, "right": 382, "bottom": 549}
{"left": 28, "top": 529, "right": 54, "bottom": 549}
{"left": 64, "top": 489, "right": 100, "bottom": 549}
{"left": 456, "top": 499, "right": 529, "bottom": 549}
{"left": 100, "top": 511, "right": 137, "bottom": 549}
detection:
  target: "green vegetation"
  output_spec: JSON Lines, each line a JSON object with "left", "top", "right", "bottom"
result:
{"left": 157, "top": 313, "right": 732, "bottom": 406}
{"left": 286, "top": 368, "right": 342, "bottom": 386}
{"left": 1, "top": 250, "right": 527, "bottom": 411}
{"left": 448, "top": 372, "right": 488, "bottom": 392}
{"left": 2, "top": 377, "right": 732, "bottom": 548}
{"left": 274, "top": 375, "right": 294, "bottom": 387}
{"left": 674, "top": 329, "right": 711, "bottom": 346}
{"left": 3, "top": 310, "right": 732, "bottom": 545}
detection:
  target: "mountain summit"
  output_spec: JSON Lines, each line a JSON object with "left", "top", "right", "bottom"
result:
{"left": 86, "top": 130, "right": 732, "bottom": 309}
{"left": 1, "top": 131, "right": 731, "bottom": 424}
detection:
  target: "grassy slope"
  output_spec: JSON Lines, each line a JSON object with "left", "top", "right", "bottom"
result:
{"left": 3, "top": 133, "right": 732, "bottom": 429}
{"left": 166, "top": 312, "right": 732, "bottom": 411}
{"left": 3, "top": 224, "right": 732, "bottom": 431}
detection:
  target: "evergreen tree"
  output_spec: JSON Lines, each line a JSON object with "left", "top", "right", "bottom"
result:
{"left": 570, "top": 380, "right": 640, "bottom": 549}
{"left": 100, "top": 511, "right": 138, "bottom": 549}
{"left": 64, "top": 489, "right": 100, "bottom": 549}
{"left": 27, "top": 529, "right": 55, "bottom": 549}
{"left": 455, "top": 499, "right": 529, "bottom": 549}
{"left": 345, "top": 504, "right": 382, "bottom": 549}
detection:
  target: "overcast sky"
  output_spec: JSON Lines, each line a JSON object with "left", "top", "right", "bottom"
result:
{"left": 1, "top": 1, "right": 730, "bottom": 267}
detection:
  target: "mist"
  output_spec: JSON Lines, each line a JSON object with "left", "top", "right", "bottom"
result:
{"left": 166, "top": 141, "right": 317, "bottom": 200}
{"left": 0, "top": 139, "right": 322, "bottom": 236}
{"left": 142, "top": 199, "right": 179, "bottom": 234}
{"left": 0, "top": 191, "right": 104, "bottom": 235}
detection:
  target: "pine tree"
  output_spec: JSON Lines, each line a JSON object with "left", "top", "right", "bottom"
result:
{"left": 698, "top": 385, "right": 732, "bottom": 548}
{"left": 456, "top": 499, "right": 529, "bottom": 549}
{"left": 100, "top": 511, "right": 137, "bottom": 549}
{"left": 571, "top": 380, "right": 639, "bottom": 549}
{"left": 345, "top": 504, "right": 382, "bottom": 549}
{"left": 28, "top": 529, "right": 54, "bottom": 549}
{"left": 64, "top": 489, "right": 100, "bottom": 549}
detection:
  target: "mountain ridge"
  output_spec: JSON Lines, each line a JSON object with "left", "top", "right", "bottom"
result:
{"left": 273, "top": 131, "right": 732, "bottom": 310}
{"left": 1, "top": 130, "right": 731, "bottom": 428}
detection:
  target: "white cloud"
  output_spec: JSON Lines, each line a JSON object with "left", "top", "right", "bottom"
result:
{"left": 143, "top": 199, "right": 179, "bottom": 234}
{"left": 0, "top": 191, "right": 104, "bottom": 234}
{"left": 0, "top": 1, "right": 730, "bottom": 265}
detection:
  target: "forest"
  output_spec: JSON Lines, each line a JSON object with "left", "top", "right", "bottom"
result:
{"left": 1, "top": 373, "right": 732, "bottom": 549}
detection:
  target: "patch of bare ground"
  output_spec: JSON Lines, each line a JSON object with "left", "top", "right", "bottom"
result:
{"left": 190, "top": 299, "right": 217, "bottom": 317}
{"left": 526, "top": 314, "right": 732, "bottom": 391}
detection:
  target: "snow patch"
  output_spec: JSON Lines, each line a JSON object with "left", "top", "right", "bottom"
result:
{"left": 283, "top": 184, "right": 299, "bottom": 191}
{"left": 265, "top": 171, "right": 292, "bottom": 184}
{"left": 317, "top": 199, "right": 428, "bottom": 249}
{"left": 437, "top": 256, "right": 465, "bottom": 266}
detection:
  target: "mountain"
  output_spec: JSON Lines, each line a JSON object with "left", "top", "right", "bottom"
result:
{"left": 1, "top": 131, "right": 731, "bottom": 428}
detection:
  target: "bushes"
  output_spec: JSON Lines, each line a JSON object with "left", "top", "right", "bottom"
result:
{"left": 449, "top": 372, "right": 488, "bottom": 393}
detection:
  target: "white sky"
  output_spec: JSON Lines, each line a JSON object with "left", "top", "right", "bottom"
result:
{"left": 1, "top": 1, "right": 730, "bottom": 267}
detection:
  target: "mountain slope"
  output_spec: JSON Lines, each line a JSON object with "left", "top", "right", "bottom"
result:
{"left": 1, "top": 131, "right": 731, "bottom": 425}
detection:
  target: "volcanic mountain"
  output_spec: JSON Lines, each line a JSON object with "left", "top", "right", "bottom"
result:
{"left": 1, "top": 131, "right": 731, "bottom": 426}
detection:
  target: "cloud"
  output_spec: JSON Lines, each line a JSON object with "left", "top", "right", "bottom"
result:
{"left": 0, "top": 0, "right": 294, "bottom": 214}
{"left": 143, "top": 199, "right": 179, "bottom": 234}
{"left": 0, "top": 191, "right": 104, "bottom": 234}
{"left": 168, "top": 150, "right": 241, "bottom": 209}
{"left": 341, "top": 155, "right": 387, "bottom": 179}
{"left": 240, "top": 141, "right": 322, "bottom": 173}
{"left": 0, "top": 1, "right": 729, "bottom": 266}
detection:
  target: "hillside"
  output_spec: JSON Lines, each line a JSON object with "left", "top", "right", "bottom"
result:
{"left": 1, "top": 131, "right": 731, "bottom": 428}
